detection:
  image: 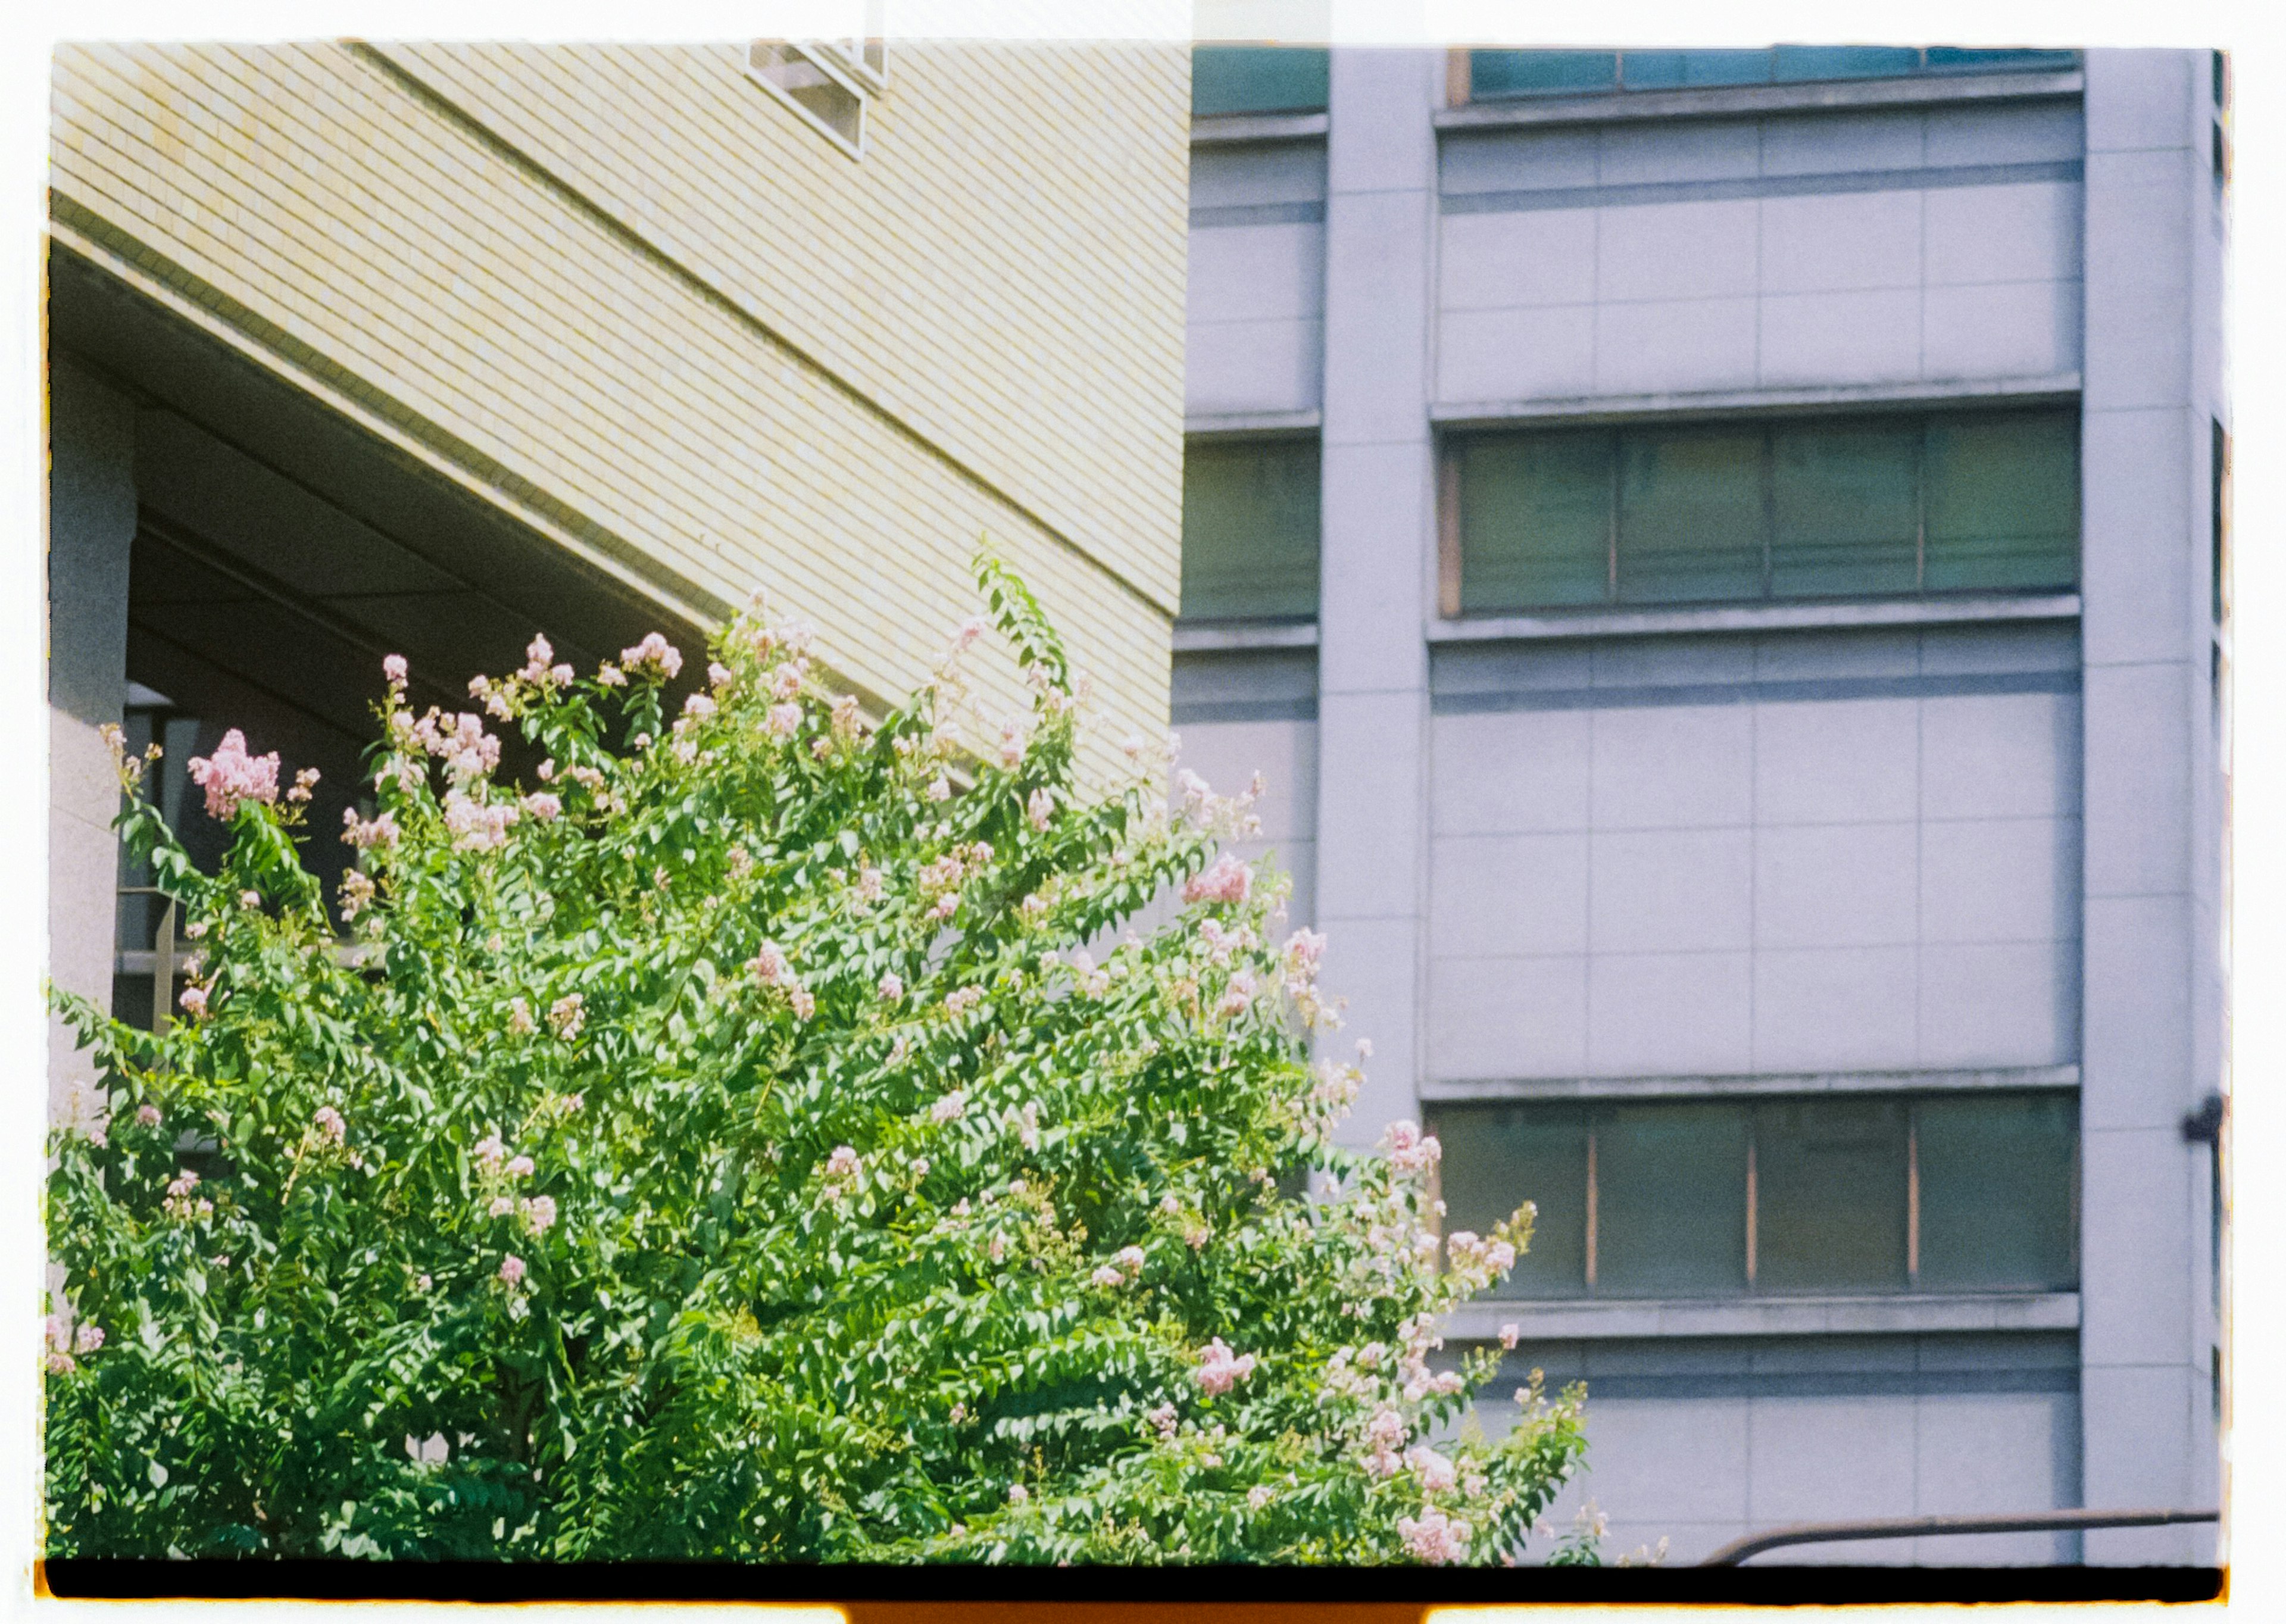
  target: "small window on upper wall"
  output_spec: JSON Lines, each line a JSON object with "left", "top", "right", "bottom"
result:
{"left": 748, "top": 39, "right": 874, "bottom": 157}
{"left": 1181, "top": 436, "right": 1321, "bottom": 622}
{"left": 1447, "top": 407, "right": 2079, "bottom": 615}
{"left": 1192, "top": 46, "right": 1331, "bottom": 116}
{"left": 1464, "top": 45, "right": 2077, "bottom": 102}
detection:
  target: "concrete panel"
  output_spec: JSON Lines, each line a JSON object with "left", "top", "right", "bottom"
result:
{"left": 1754, "top": 697, "right": 1920, "bottom": 825}
{"left": 1591, "top": 704, "right": 1754, "bottom": 830}
{"left": 2080, "top": 1128, "right": 2195, "bottom": 1366}
{"left": 1439, "top": 126, "right": 1600, "bottom": 195}
{"left": 2079, "top": 409, "right": 2194, "bottom": 667}
{"left": 1920, "top": 279, "right": 2084, "bottom": 382}
{"left": 1919, "top": 692, "right": 2080, "bottom": 821}
{"left": 1594, "top": 296, "right": 1759, "bottom": 396}
{"left": 1570, "top": 1397, "right": 1751, "bottom": 1525}
{"left": 1923, "top": 181, "right": 2085, "bottom": 288}
{"left": 1752, "top": 627, "right": 1920, "bottom": 683}
{"left": 1592, "top": 829, "right": 1753, "bottom": 954}
{"left": 1436, "top": 305, "right": 1596, "bottom": 404}
{"left": 1924, "top": 99, "right": 2086, "bottom": 167}
{"left": 1920, "top": 816, "right": 2081, "bottom": 945}
{"left": 1174, "top": 718, "right": 1318, "bottom": 844}
{"left": 1759, "top": 189, "right": 1922, "bottom": 294}
{"left": 2082, "top": 48, "right": 2196, "bottom": 155}
{"left": 1184, "top": 316, "right": 1322, "bottom": 414}
{"left": 1318, "top": 441, "right": 1430, "bottom": 692}
{"left": 1326, "top": 47, "right": 1438, "bottom": 196}
{"left": 1190, "top": 141, "right": 1328, "bottom": 210}
{"left": 1321, "top": 189, "right": 1434, "bottom": 442}
{"left": 1597, "top": 117, "right": 1760, "bottom": 185}
{"left": 2081, "top": 894, "right": 2192, "bottom": 1129}
{"left": 1913, "top": 1390, "right": 2081, "bottom": 1565}
{"left": 1918, "top": 941, "right": 2079, "bottom": 1067}
{"left": 1747, "top": 1396, "right": 1921, "bottom": 1523}
{"left": 2082, "top": 148, "right": 2196, "bottom": 411}
{"left": 1431, "top": 710, "right": 1593, "bottom": 836}
{"left": 1597, "top": 199, "right": 1760, "bottom": 302}
{"left": 2082, "top": 662, "right": 2192, "bottom": 897}
{"left": 1917, "top": 620, "right": 2081, "bottom": 676}
{"left": 1314, "top": 691, "right": 1426, "bottom": 921}
{"left": 1753, "top": 945, "right": 1920, "bottom": 1072}
{"left": 1185, "top": 223, "right": 1325, "bottom": 326}
{"left": 1319, "top": 914, "right": 1422, "bottom": 1146}
{"left": 1754, "top": 822, "right": 1919, "bottom": 948}
{"left": 2079, "top": 1364, "right": 2197, "bottom": 1564}
{"left": 1592, "top": 633, "right": 1755, "bottom": 689}
{"left": 1426, "top": 953, "right": 1589, "bottom": 1079}
{"left": 1758, "top": 108, "right": 1926, "bottom": 176}
{"left": 1432, "top": 832, "right": 1590, "bottom": 957}
{"left": 1587, "top": 951, "right": 1753, "bottom": 1075}
{"left": 1757, "top": 288, "right": 1923, "bottom": 388}
{"left": 1439, "top": 208, "right": 1597, "bottom": 311}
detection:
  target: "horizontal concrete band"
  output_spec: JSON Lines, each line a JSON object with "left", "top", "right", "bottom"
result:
{"left": 1190, "top": 199, "right": 1325, "bottom": 228}
{"left": 1503, "top": 1365, "right": 2080, "bottom": 1401}
{"left": 1431, "top": 667, "right": 2079, "bottom": 716}
{"left": 1422, "top": 1064, "right": 2081, "bottom": 1102}
{"left": 1173, "top": 697, "right": 1317, "bottom": 724}
{"left": 1446, "top": 1291, "right": 2081, "bottom": 1342}
{"left": 1442, "top": 159, "right": 2084, "bottom": 217}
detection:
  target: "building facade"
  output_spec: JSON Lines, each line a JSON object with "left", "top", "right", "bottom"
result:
{"left": 48, "top": 42, "right": 1190, "bottom": 1114}
{"left": 1179, "top": 44, "right": 2228, "bottom": 1563}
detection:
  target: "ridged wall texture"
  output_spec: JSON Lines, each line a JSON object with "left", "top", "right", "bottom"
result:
{"left": 50, "top": 41, "right": 1190, "bottom": 769}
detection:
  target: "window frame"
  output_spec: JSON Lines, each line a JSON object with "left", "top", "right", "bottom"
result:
{"left": 746, "top": 40, "right": 873, "bottom": 160}
{"left": 1437, "top": 403, "right": 2082, "bottom": 619}
{"left": 1454, "top": 45, "right": 2082, "bottom": 106}
{"left": 1428, "top": 1089, "right": 2082, "bottom": 1303}
{"left": 1178, "top": 429, "right": 1325, "bottom": 625}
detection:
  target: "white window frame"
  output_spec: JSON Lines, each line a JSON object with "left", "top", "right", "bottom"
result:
{"left": 745, "top": 39, "right": 871, "bottom": 160}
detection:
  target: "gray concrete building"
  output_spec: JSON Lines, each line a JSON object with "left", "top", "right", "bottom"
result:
{"left": 1178, "top": 43, "right": 2228, "bottom": 1563}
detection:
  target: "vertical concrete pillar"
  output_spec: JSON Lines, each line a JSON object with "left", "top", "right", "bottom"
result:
{"left": 2076, "top": 49, "right": 2218, "bottom": 1563}
{"left": 1314, "top": 48, "right": 1438, "bottom": 1144}
{"left": 48, "top": 358, "right": 135, "bottom": 1127}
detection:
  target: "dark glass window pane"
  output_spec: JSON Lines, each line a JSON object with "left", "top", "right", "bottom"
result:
{"left": 1457, "top": 430, "right": 1613, "bottom": 611}
{"left": 1916, "top": 1093, "right": 2078, "bottom": 1291}
{"left": 1923, "top": 411, "right": 2079, "bottom": 592}
{"left": 1771, "top": 45, "right": 1924, "bottom": 83}
{"left": 1192, "top": 46, "right": 1330, "bottom": 117}
{"left": 1622, "top": 49, "right": 1774, "bottom": 90}
{"left": 1755, "top": 1098, "right": 1909, "bottom": 1293}
{"left": 1923, "top": 47, "right": 2079, "bottom": 75}
{"left": 1770, "top": 419, "right": 1921, "bottom": 598}
{"left": 1616, "top": 426, "right": 1767, "bottom": 604}
{"left": 1431, "top": 1105, "right": 1588, "bottom": 1298}
{"left": 1470, "top": 50, "right": 1619, "bottom": 99}
{"left": 1181, "top": 439, "right": 1322, "bottom": 620}
{"left": 1595, "top": 1103, "right": 1748, "bottom": 1296}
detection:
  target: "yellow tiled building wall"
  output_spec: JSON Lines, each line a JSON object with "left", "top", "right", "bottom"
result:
{"left": 49, "top": 41, "right": 1190, "bottom": 769}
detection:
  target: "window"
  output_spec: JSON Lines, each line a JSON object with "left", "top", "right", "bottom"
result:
{"left": 1181, "top": 437, "right": 1321, "bottom": 621}
{"left": 1193, "top": 46, "right": 1331, "bottom": 117}
{"left": 1428, "top": 1091, "right": 2078, "bottom": 1300}
{"left": 2212, "top": 419, "right": 2230, "bottom": 626}
{"left": 1464, "top": 46, "right": 2078, "bottom": 102}
{"left": 748, "top": 41, "right": 872, "bottom": 157}
{"left": 1447, "top": 408, "right": 2079, "bottom": 614}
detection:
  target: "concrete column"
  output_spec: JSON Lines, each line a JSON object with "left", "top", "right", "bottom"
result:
{"left": 1314, "top": 48, "right": 1439, "bottom": 1145}
{"left": 48, "top": 359, "right": 135, "bottom": 1127}
{"left": 2076, "top": 48, "right": 2218, "bottom": 1564}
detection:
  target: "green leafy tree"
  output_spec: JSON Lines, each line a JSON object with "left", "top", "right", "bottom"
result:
{"left": 45, "top": 557, "right": 1587, "bottom": 1563}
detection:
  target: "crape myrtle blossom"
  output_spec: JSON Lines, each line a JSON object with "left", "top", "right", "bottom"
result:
{"left": 620, "top": 633, "right": 683, "bottom": 682}
{"left": 49, "top": 557, "right": 1587, "bottom": 1565}
{"left": 186, "top": 730, "right": 280, "bottom": 820}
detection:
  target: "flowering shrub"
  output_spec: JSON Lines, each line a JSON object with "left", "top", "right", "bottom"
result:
{"left": 45, "top": 558, "right": 1586, "bottom": 1563}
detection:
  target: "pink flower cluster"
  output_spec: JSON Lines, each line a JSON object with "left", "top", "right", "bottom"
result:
{"left": 341, "top": 808, "right": 401, "bottom": 850}
{"left": 1444, "top": 1230, "right": 1518, "bottom": 1292}
{"left": 522, "top": 792, "right": 561, "bottom": 822}
{"left": 1026, "top": 788, "right": 1055, "bottom": 830}
{"left": 620, "top": 633, "right": 684, "bottom": 681}
{"left": 313, "top": 1105, "right": 346, "bottom": 1145}
{"left": 43, "top": 1317, "right": 102, "bottom": 1375}
{"left": 930, "top": 1091, "right": 966, "bottom": 1124}
{"left": 520, "top": 634, "right": 574, "bottom": 688}
{"left": 1397, "top": 1505, "right": 1470, "bottom": 1564}
{"left": 498, "top": 1254, "right": 527, "bottom": 1287}
{"left": 412, "top": 710, "right": 502, "bottom": 784}
{"left": 187, "top": 730, "right": 280, "bottom": 820}
{"left": 1194, "top": 1337, "right": 1258, "bottom": 1397}
{"left": 1068, "top": 950, "right": 1110, "bottom": 998}
{"left": 1384, "top": 1120, "right": 1442, "bottom": 1176}
{"left": 1404, "top": 1445, "right": 1458, "bottom": 1492}
{"left": 178, "top": 984, "right": 211, "bottom": 1022}
{"left": 1182, "top": 853, "right": 1253, "bottom": 907}
{"left": 945, "top": 986, "right": 983, "bottom": 1017}
{"left": 548, "top": 994, "right": 585, "bottom": 1040}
